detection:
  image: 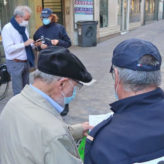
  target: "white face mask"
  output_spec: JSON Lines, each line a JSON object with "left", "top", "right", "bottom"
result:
{"left": 20, "top": 20, "right": 29, "bottom": 27}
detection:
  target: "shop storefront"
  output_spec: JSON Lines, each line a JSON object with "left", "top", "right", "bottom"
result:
{"left": 130, "top": 0, "right": 141, "bottom": 23}
{"left": 145, "top": 0, "right": 155, "bottom": 21}
{"left": 0, "top": 0, "right": 163, "bottom": 46}
{"left": 42, "top": 0, "right": 64, "bottom": 25}
{"left": 158, "top": 0, "right": 164, "bottom": 20}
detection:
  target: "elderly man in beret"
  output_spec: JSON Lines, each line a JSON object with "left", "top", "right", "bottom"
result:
{"left": 84, "top": 39, "right": 164, "bottom": 164}
{"left": 0, "top": 46, "right": 92, "bottom": 164}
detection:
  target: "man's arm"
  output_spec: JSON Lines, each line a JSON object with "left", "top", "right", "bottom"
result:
{"left": 68, "top": 122, "right": 92, "bottom": 140}
{"left": 57, "top": 26, "right": 72, "bottom": 48}
{"left": 44, "top": 136, "right": 83, "bottom": 164}
{"left": 2, "top": 26, "right": 33, "bottom": 55}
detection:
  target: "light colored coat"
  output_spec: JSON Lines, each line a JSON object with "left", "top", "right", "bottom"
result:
{"left": 0, "top": 85, "right": 83, "bottom": 164}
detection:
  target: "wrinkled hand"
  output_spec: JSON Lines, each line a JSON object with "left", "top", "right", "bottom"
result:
{"left": 24, "top": 39, "right": 34, "bottom": 46}
{"left": 40, "top": 44, "right": 48, "bottom": 49}
{"left": 82, "top": 122, "right": 93, "bottom": 136}
{"left": 51, "top": 39, "right": 59, "bottom": 46}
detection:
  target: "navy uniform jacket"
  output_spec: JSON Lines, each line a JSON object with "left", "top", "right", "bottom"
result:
{"left": 33, "top": 22, "right": 71, "bottom": 49}
{"left": 84, "top": 88, "right": 164, "bottom": 164}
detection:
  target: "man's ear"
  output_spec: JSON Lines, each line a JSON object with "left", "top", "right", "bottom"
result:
{"left": 114, "top": 68, "right": 120, "bottom": 87}
{"left": 58, "top": 78, "right": 69, "bottom": 90}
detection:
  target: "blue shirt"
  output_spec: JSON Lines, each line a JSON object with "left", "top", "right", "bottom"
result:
{"left": 30, "top": 84, "right": 64, "bottom": 113}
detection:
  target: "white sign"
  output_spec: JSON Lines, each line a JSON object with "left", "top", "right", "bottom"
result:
{"left": 74, "top": 0, "right": 94, "bottom": 28}
{"left": 134, "top": 156, "right": 164, "bottom": 164}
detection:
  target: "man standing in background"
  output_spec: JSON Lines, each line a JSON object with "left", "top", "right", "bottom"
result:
{"left": 2, "top": 5, "right": 34, "bottom": 95}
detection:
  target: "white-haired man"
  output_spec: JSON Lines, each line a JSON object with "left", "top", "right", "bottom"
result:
{"left": 0, "top": 46, "right": 92, "bottom": 164}
{"left": 2, "top": 5, "right": 34, "bottom": 95}
{"left": 85, "top": 39, "right": 164, "bottom": 164}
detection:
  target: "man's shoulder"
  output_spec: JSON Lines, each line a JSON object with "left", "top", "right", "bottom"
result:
{"left": 2, "top": 23, "right": 15, "bottom": 36}
{"left": 52, "top": 23, "right": 64, "bottom": 29}
{"left": 2, "top": 22, "right": 12, "bottom": 30}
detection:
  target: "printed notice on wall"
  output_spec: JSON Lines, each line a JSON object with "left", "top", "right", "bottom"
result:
{"left": 74, "top": 0, "right": 94, "bottom": 28}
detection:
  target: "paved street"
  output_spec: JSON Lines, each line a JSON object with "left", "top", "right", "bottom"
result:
{"left": 1, "top": 20, "right": 164, "bottom": 124}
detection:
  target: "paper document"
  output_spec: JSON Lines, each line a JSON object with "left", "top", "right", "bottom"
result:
{"left": 89, "top": 112, "right": 113, "bottom": 127}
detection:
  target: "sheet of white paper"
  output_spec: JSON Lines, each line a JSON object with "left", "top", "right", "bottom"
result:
{"left": 89, "top": 112, "right": 113, "bottom": 127}
{"left": 134, "top": 156, "right": 164, "bottom": 163}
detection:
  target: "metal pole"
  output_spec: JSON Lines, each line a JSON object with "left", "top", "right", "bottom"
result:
{"left": 143, "top": 0, "right": 146, "bottom": 25}
{"left": 126, "top": 0, "right": 130, "bottom": 32}
{"left": 163, "top": 0, "right": 164, "bottom": 19}
{"left": 154, "top": 0, "right": 160, "bottom": 20}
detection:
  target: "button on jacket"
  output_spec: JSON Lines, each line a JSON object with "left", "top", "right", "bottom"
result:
{"left": 84, "top": 88, "right": 164, "bottom": 164}
{"left": 0, "top": 85, "right": 83, "bottom": 164}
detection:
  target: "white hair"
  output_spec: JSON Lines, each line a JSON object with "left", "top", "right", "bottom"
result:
{"left": 13, "top": 6, "right": 32, "bottom": 17}
{"left": 32, "top": 69, "right": 61, "bottom": 84}
{"left": 114, "top": 54, "right": 161, "bottom": 92}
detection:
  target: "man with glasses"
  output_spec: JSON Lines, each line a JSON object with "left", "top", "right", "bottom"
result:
{"left": 0, "top": 46, "right": 92, "bottom": 164}
{"left": 1, "top": 5, "right": 34, "bottom": 95}
{"left": 84, "top": 39, "right": 164, "bottom": 164}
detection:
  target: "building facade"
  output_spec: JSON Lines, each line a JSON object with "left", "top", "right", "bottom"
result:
{"left": 0, "top": 0, "right": 164, "bottom": 46}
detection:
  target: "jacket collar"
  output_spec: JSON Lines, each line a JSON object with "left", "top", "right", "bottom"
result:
{"left": 110, "top": 87, "right": 164, "bottom": 114}
{"left": 21, "top": 85, "right": 62, "bottom": 120}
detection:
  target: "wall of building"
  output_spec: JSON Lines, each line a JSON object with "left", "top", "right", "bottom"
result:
{"left": 98, "top": 0, "right": 120, "bottom": 38}
{"left": 0, "top": 0, "right": 164, "bottom": 46}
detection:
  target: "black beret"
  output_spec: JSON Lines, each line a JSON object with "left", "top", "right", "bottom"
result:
{"left": 38, "top": 46, "right": 92, "bottom": 83}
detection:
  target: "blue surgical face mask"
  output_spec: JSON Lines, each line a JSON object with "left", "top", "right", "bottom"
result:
{"left": 42, "top": 18, "right": 51, "bottom": 25}
{"left": 115, "top": 79, "right": 119, "bottom": 100}
{"left": 63, "top": 87, "right": 77, "bottom": 105}
{"left": 115, "top": 91, "right": 119, "bottom": 100}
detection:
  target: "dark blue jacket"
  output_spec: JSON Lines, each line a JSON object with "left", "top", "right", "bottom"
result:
{"left": 33, "top": 22, "right": 71, "bottom": 49}
{"left": 84, "top": 88, "right": 164, "bottom": 164}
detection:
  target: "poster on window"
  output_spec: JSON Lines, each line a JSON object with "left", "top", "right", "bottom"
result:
{"left": 74, "top": 0, "right": 94, "bottom": 28}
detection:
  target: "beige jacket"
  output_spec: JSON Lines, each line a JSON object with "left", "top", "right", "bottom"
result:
{"left": 0, "top": 85, "right": 83, "bottom": 164}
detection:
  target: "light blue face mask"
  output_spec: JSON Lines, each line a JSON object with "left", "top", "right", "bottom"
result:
{"left": 64, "top": 87, "right": 77, "bottom": 105}
{"left": 115, "top": 79, "right": 119, "bottom": 100}
{"left": 115, "top": 91, "right": 119, "bottom": 100}
{"left": 42, "top": 18, "right": 51, "bottom": 25}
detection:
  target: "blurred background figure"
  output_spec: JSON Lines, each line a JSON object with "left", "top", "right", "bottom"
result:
{"left": 33, "top": 8, "right": 72, "bottom": 113}
{"left": 1, "top": 5, "right": 34, "bottom": 95}
{"left": 33, "top": 8, "right": 71, "bottom": 51}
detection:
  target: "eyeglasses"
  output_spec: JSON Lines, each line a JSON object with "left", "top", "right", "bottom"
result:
{"left": 75, "top": 81, "right": 83, "bottom": 90}
{"left": 69, "top": 80, "right": 83, "bottom": 90}
{"left": 110, "top": 65, "right": 115, "bottom": 79}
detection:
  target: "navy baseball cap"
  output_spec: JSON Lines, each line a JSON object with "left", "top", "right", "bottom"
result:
{"left": 111, "top": 39, "right": 161, "bottom": 71}
{"left": 41, "top": 8, "right": 52, "bottom": 18}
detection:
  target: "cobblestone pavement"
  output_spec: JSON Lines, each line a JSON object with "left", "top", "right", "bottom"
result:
{"left": 1, "top": 20, "right": 164, "bottom": 124}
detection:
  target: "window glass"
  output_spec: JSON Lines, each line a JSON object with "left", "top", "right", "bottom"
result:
{"left": 130, "top": 0, "right": 141, "bottom": 22}
{"left": 43, "top": 0, "right": 63, "bottom": 25}
{"left": 145, "top": 0, "right": 155, "bottom": 21}
{"left": 100, "top": 0, "right": 108, "bottom": 28}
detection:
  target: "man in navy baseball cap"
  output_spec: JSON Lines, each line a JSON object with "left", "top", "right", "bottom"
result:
{"left": 85, "top": 39, "right": 164, "bottom": 164}
{"left": 111, "top": 38, "right": 161, "bottom": 72}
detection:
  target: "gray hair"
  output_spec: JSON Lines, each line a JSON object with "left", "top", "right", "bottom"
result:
{"left": 115, "top": 54, "right": 161, "bottom": 92}
{"left": 13, "top": 6, "right": 32, "bottom": 17}
{"left": 32, "top": 69, "right": 61, "bottom": 84}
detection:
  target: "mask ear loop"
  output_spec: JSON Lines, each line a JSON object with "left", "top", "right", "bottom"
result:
{"left": 114, "top": 68, "right": 120, "bottom": 100}
{"left": 61, "top": 80, "right": 74, "bottom": 98}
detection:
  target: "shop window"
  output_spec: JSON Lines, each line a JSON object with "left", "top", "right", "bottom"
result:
{"left": 43, "top": 0, "right": 63, "bottom": 25}
{"left": 100, "top": 0, "right": 108, "bottom": 28}
{"left": 130, "top": 0, "right": 141, "bottom": 23}
{"left": 145, "top": 0, "right": 155, "bottom": 21}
